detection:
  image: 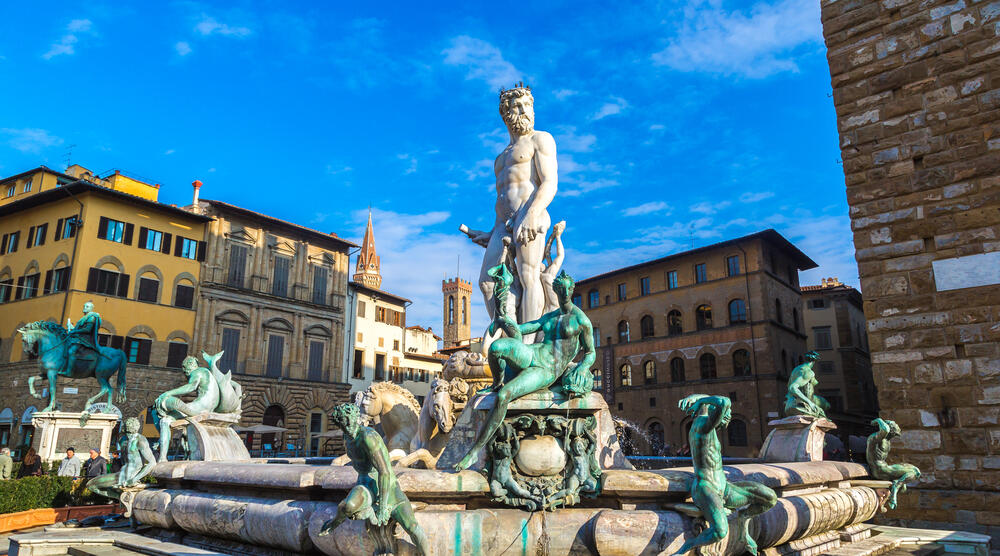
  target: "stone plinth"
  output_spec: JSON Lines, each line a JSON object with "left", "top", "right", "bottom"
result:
{"left": 759, "top": 415, "right": 836, "bottom": 463}
{"left": 31, "top": 411, "right": 120, "bottom": 463}
{"left": 436, "top": 390, "right": 632, "bottom": 471}
{"left": 171, "top": 412, "right": 249, "bottom": 462}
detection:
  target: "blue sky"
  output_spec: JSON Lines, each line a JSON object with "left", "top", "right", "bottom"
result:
{"left": 0, "top": 0, "right": 856, "bottom": 336}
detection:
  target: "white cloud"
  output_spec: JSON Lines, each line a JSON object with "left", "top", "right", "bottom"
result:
{"left": 175, "top": 41, "right": 192, "bottom": 56}
{"left": 652, "top": 0, "right": 822, "bottom": 78}
{"left": 555, "top": 126, "right": 597, "bottom": 153}
{"left": 552, "top": 89, "right": 578, "bottom": 100}
{"left": 779, "top": 212, "right": 860, "bottom": 288}
{"left": 739, "top": 191, "right": 775, "bottom": 203}
{"left": 622, "top": 201, "right": 671, "bottom": 216}
{"left": 1, "top": 128, "right": 63, "bottom": 153}
{"left": 591, "top": 96, "right": 628, "bottom": 120}
{"left": 649, "top": 124, "right": 666, "bottom": 131}
{"left": 43, "top": 19, "right": 94, "bottom": 60}
{"left": 442, "top": 36, "right": 522, "bottom": 89}
{"left": 397, "top": 153, "right": 418, "bottom": 174}
{"left": 164, "top": 149, "right": 176, "bottom": 155}
{"left": 195, "top": 15, "right": 251, "bottom": 38}
{"left": 464, "top": 158, "right": 495, "bottom": 182}
{"left": 326, "top": 164, "right": 353, "bottom": 175}
{"left": 690, "top": 200, "right": 731, "bottom": 215}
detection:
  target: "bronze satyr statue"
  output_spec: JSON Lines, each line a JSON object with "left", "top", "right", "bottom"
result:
{"left": 867, "top": 418, "right": 921, "bottom": 510}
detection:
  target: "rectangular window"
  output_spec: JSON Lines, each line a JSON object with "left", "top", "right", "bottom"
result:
{"left": 814, "top": 326, "right": 833, "bottom": 350}
{"left": 588, "top": 290, "right": 599, "bottom": 308}
{"left": 137, "top": 277, "right": 159, "bottom": 303}
{"left": 393, "top": 339, "right": 400, "bottom": 351}
{"left": 227, "top": 245, "right": 247, "bottom": 287}
{"left": 272, "top": 256, "right": 290, "bottom": 297}
{"left": 98, "top": 217, "right": 129, "bottom": 243}
{"left": 695, "top": 263, "right": 707, "bottom": 283}
{"left": 220, "top": 328, "right": 240, "bottom": 372}
{"left": 375, "top": 353, "right": 386, "bottom": 380}
{"left": 727, "top": 255, "right": 740, "bottom": 277}
{"left": 27, "top": 224, "right": 47, "bottom": 248}
{"left": 56, "top": 216, "right": 79, "bottom": 240}
{"left": 352, "top": 349, "right": 364, "bottom": 379}
{"left": 5, "top": 185, "right": 14, "bottom": 197}
{"left": 312, "top": 266, "right": 328, "bottom": 305}
{"left": 45, "top": 267, "right": 71, "bottom": 294}
{"left": 809, "top": 298, "right": 827, "bottom": 309}
{"left": 358, "top": 301, "right": 367, "bottom": 318}
{"left": 0, "top": 279, "right": 13, "bottom": 303}
{"left": 307, "top": 341, "right": 324, "bottom": 382}
{"left": 666, "top": 270, "right": 678, "bottom": 290}
{"left": 140, "top": 227, "right": 163, "bottom": 252}
{"left": 640, "top": 276, "right": 650, "bottom": 296}
{"left": 86, "top": 268, "right": 129, "bottom": 297}
{"left": 20, "top": 273, "right": 40, "bottom": 299}
{"left": 1, "top": 231, "right": 20, "bottom": 254}
{"left": 649, "top": 397, "right": 656, "bottom": 408}
{"left": 572, "top": 294, "right": 582, "bottom": 307}
{"left": 125, "top": 337, "right": 152, "bottom": 365}
{"left": 178, "top": 237, "right": 198, "bottom": 260}
{"left": 593, "top": 327, "right": 601, "bottom": 347}
{"left": 166, "top": 342, "right": 189, "bottom": 368}
{"left": 309, "top": 412, "right": 323, "bottom": 453}
{"left": 616, "top": 283, "right": 626, "bottom": 301}
{"left": 174, "top": 284, "right": 195, "bottom": 309}
{"left": 22, "top": 179, "right": 32, "bottom": 193}
{"left": 265, "top": 335, "right": 285, "bottom": 377}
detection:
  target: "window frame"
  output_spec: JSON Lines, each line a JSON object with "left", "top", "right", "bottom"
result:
{"left": 726, "top": 255, "right": 740, "bottom": 277}
{"left": 666, "top": 270, "right": 678, "bottom": 290}
{"left": 694, "top": 263, "right": 707, "bottom": 283}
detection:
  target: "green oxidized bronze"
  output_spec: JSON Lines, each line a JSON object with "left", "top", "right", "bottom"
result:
{"left": 783, "top": 351, "right": 831, "bottom": 419}
{"left": 318, "top": 403, "right": 428, "bottom": 556}
{"left": 454, "top": 269, "right": 596, "bottom": 471}
{"left": 88, "top": 417, "right": 156, "bottom": 499}
{"left": 673, "top": 395, "right": 777, "bottom": 556}
{"left": 867, "top": 418, "right": 921, "bottom": 510}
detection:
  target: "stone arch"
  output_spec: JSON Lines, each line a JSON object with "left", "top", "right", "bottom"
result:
{"left": 23, "top": 259, "right": 40, "bottom": 275}
{"left": 51, "top": 253, "right": 71, "bottom": 269}
{"left": 245, "top": 383, "right": 297, "bottom": 416}
{"left": 125, "top": 325, "right": 156, "bottom": 340}
{"left": 300, "top": 389, "right": 337, "bottom": 412}
{"left": 263, "top": 317, "right": 294, "bottom": 333}
{"left": 216, "top": 310, "right": 250, "bottom": 327}
{"left": 170, "top": 272, "right": 197, "bottom": 307}
{"left": 135, "top": 264, "right": 164, "bottom": 282}
{"left": 171, "top": 271, "right": 197, "bottom": 289}
{"left": 304, "top": 324, "right": 332, "bottom": 338}
{"left": 165, "top": 330, "right": 191, "bottom": 343}
{"left": 97, "top": 321, "right": 118, "bottom": 335}
{"left": 0, "top": 265, "right": 11, "bottom": 280}
{"left": 95, "top": 255, "right": 125, "bottom": 273}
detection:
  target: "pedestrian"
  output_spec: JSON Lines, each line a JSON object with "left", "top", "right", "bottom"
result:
{"left": 110, "top": 450, "right": 123, "bottom": 473}
{"left": 57, "top": 447, "right": 81, "bottom": 477}
{"left": 16, "top": 447, "right": 41, "bottom": 478}
{"left": 83, "top": 448, "right": 107, "bottom": 479}
{"left": 0, "top": 447, "right": 12, "bottom": 479}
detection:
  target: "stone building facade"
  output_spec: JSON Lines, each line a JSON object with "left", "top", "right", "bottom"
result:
{"left": 576, "top": 229, "right": 816, "bottom": 457}
{"left": 822, "top": 0, "right": 1000, "bottom": 533}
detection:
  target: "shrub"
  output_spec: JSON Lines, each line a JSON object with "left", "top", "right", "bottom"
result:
{"left": 0, "top": 476, "right": 107, "bottom": 514}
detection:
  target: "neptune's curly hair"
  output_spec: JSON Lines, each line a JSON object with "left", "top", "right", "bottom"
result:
{"left": 330, "top": 403, "right": 360, "bottom": 429}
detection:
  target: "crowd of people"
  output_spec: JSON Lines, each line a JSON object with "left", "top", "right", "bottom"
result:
{"left": 0, "top": 445, "right": 123, "bottom": 480}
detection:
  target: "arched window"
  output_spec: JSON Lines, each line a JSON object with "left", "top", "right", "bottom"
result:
{"left": 696, "top": 305, "right": 713, "bottom": 330}
{"left": 618, "top": 321, "right": 630, "bottom": 344}
{"left": 640, "top": 315, "right": 655, "bottom": 339}
{"left": 588, "top": 289, "right": 599, "bottom": 308}
{"left": 667, "top": 310, "right": 683, "bottom": 335}
{"left": 593, "top": 368, "right": 603, "bottom": 391}
{"left": 462, "top": 296, "right": 468, "bottom": 325}
{"left": 733, "top": 349, "right": 751, "bottom": 376}
{"left": 792, "top": 308, "right": 799, "bottom": 331}
{"left": 648, "top": 422, "right": 665, "bottom": 455}
{"left": 174, "top": 279, "right": 195, "bottom": 309}
{"left": 620, "top": 364, "right": 632, "bottom": 386}
{"left": 727, "top": 418, "right": 748, "bottom": 447}
{"left": 448, "top": 295, "right": 455, "bottom": 325}
{"left": 670, "top": 357, "right": 685, "bottom": 383}
{"left": 775, "top": 298, "right": 783, "bottom": 324}
{"left": 644, "top": 360, "right": 656, "bottom": 384}
{"left": 260, "top": 404, "right": 286, "bottom": 454}
{"left": 699, "top": 353, "right": 717, "bottom": 379}
{"left": 728, "top": 299, "right": 747, "bottom": 324}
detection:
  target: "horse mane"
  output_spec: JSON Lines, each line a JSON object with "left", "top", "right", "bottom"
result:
{"left": 22, "top": 320, "right": 68, "bottom": 339}
{"left": 368, "top": 381, "right": 420, "bottom": 415}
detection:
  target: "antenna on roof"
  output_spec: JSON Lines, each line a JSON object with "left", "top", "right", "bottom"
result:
{"left": 63, "top": 144, "right": 77, "bottom": 170}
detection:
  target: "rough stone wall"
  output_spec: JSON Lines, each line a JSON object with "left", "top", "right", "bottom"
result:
{"left": 822, "top": 0, "right": 1000, "bottom": 534}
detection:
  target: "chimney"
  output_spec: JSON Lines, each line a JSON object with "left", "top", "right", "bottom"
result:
{"left": 192, "top": 179, "right": 203, "bottom": 209}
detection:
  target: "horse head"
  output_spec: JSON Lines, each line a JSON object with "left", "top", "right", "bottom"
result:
{"left": 17, "top": 321, "right": 65, "bottom": 356}
{"left": 430, "top": 379, "right": 456, "bottom": 434}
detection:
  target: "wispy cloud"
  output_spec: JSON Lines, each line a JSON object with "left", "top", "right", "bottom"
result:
{"left": 592, "top": 96, "right": 629, "bottom": 120}
{"left": 43, "top": 19, "right": 94, "bottom": 60}
{"left": 175, "top": 41, "right": 192, "bottom": 56}
{"left": 164, "top": 148, "right": 176, "bottom": 155}
{"left": 690, "top": 200, "right": 732, "bottom": 215}
{"left": 1, "top": 128, "right": 63, "bottom": 153}
{"left": 652, "top": 0, "right": 822, "bottom": 78}
{"left": 195, "top": 15, "right": 252, "bottom": 37}
{"left": 397, "top": 153, "right": 418, "bottom": 174}
{"left": 326, "top": 163, "right": 353, "bottom": 175}
{"left": 649, "top": 124, "right": 666, "bottom": 131}
{"left": 555, "top": 126, "right": 597, "bottom": 153}
{"left": 622, "top": 201, "right": 671, "bottom": 216}
{"left": 739, "top": 191, "right": 775, "bottom": 203}
{"left": 442, "top": 36, "right": 522, "bottom": 89}
{"left": 552, "top": 89, "right": 578, "bottom": 100}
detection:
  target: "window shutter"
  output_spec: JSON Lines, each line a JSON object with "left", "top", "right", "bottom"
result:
{"left": 55, "top": 219, "right": 64, "bottom": 240}
{"left": 0, "top": 234, "right": 7, "bottom": 255}
{"left": 161, "top": 233, "right": 172, "bottom": 254}
{"left": 37, "top": 223, "right": 46, "bottom": 246}
{"left": 43, "top": 270, "right": 53, "bottom": 294}
{"left": 138, "top": 227, "right": 148, "bottom": 248}
{"left": 2, "top": 281, "right": 11, "bottom": 302}
{"left": 111, "top": 335, "right": 124, "bottom": 350}
{"left": 197, "top": 241, "right": 206, "bottom": 262}
{"left": 117, "top": 274, "right": 130, "bottom": 298}
{"left": 137, "top": 339, "right": 152, "bottom": 365}
{"left": 97, "top": 217, "right": 109, "bottom": 238}
{"left": 86, "top": 268, "right": 99, "bottom": 292}
{"left": 174, "top": 237, "right": 183, "bottom": 256}
{"left": 123, "top": 223, "right": 134, "bottom": 245}
{"left": 15, "top": 277, "right": 24, "bottom": 300}
{"left": 26, "top": 227, "right": 35, "bottom": 248}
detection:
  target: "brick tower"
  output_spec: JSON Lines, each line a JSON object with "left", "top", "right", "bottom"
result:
{"left": 442, "top": 277, "right": 473, "bottom": 348}
{"left": 353, "top": 210, "right": 381, "bottom": 289}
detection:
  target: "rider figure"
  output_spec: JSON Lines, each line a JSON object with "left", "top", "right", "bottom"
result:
{"left": 66, "top": 302, "right": 101, "bottom": 374}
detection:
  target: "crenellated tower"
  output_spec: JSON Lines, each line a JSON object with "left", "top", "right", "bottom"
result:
{"left": 442, "top": 277, "right": 473, "bottom": 348}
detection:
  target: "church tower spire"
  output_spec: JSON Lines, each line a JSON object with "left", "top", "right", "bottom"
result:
{"left": 353, "top": 210, "right": 382, "bottom": 289}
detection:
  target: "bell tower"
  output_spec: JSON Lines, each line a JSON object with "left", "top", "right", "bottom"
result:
{"left": 442, "top": 277, "right": 473, "bottom": 348}
{"left": 353, "top": 210, "right": 382, "bottom": 289}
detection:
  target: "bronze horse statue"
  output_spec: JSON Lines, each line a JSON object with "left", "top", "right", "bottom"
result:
{"left": 17, "top": 321, "right": 127, "bottom": 413}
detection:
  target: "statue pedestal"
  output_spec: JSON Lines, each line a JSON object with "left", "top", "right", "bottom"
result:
{"left": 31, "top": 411, "right": 120, "bottom": 463}
{"left": 171, "top": 413, "right": 249, "bottom": 462}
{"left": 759, "top": 415, "right": 837, "bottom": 462}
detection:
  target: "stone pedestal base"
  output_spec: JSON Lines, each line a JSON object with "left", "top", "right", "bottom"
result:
{"left": 759, "top": 415, "right": 837, "bottom": 462}
{"left": 171, "top": 412, "right": 249, "bottom": 462}
{"left": 31, "top": 411, "right": 120, "bottom": 463}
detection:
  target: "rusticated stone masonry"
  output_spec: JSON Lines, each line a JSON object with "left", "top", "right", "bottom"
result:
{"left": 822, "top": 0, "right": 1000, "bottom": 535}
